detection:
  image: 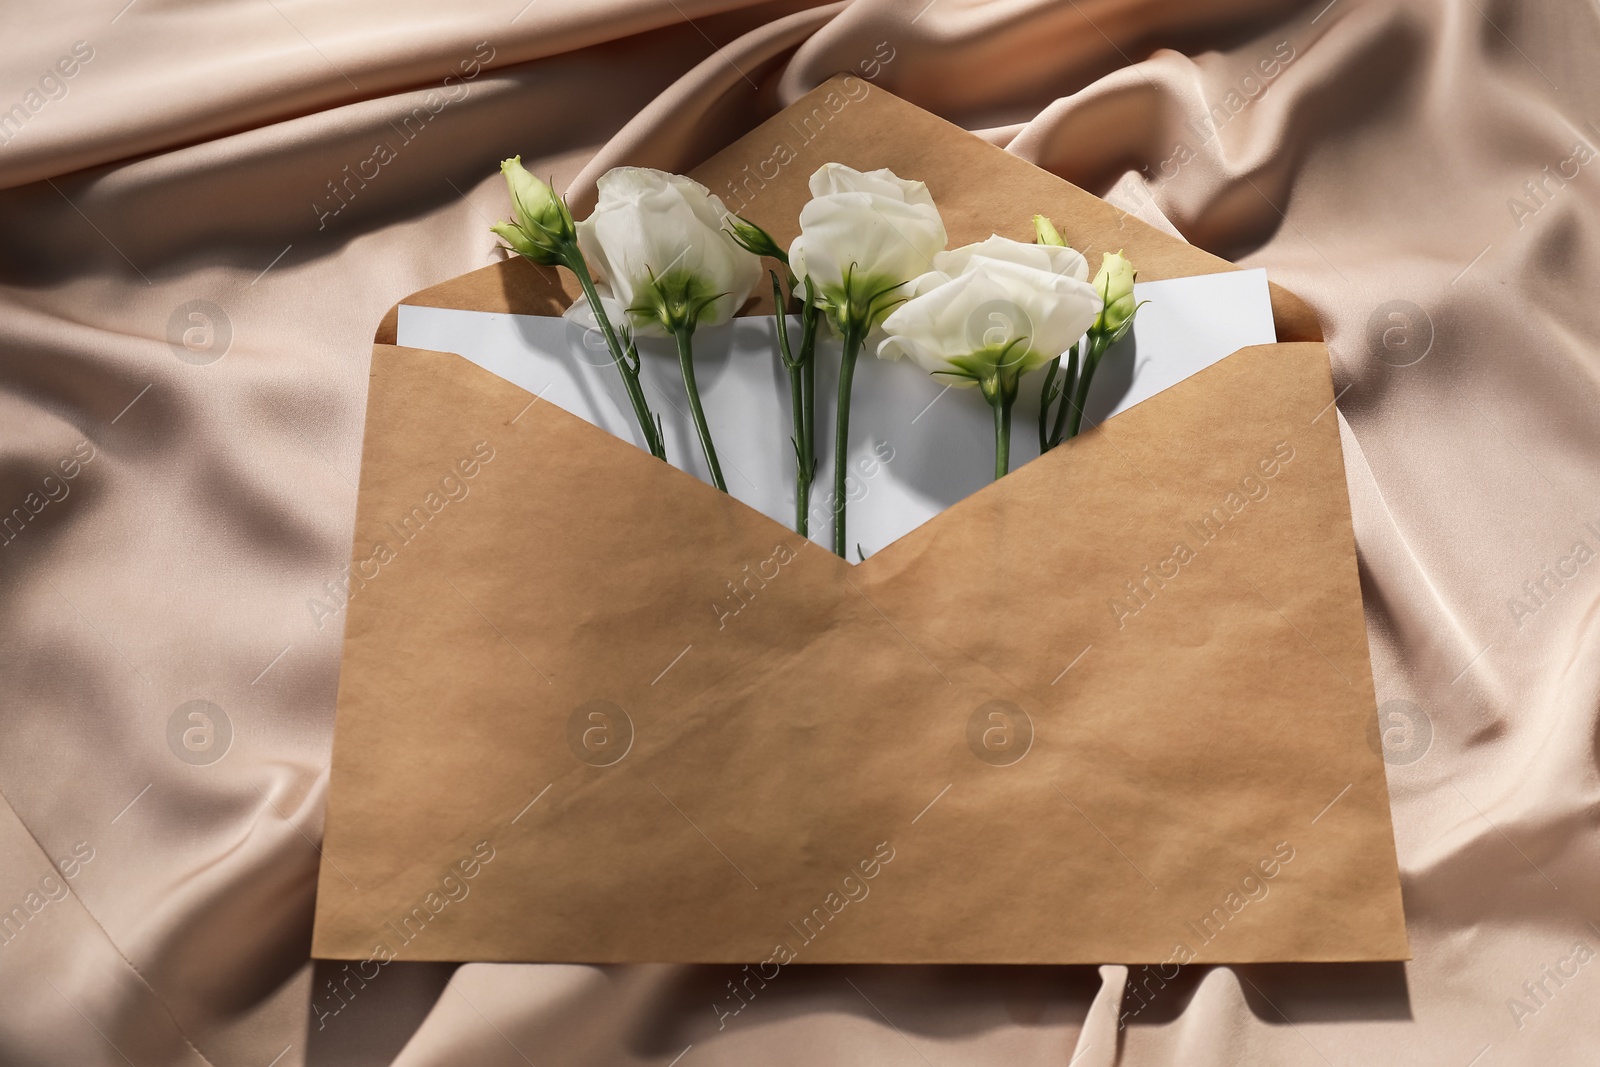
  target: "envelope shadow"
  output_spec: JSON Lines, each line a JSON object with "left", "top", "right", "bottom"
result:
{"left": 514, "top": 312, "right": 614, "bottom": 439}
{"left": 302, "top": 959, "right": 457, "bottom": 1067}
{"left": 1231, "top": 962, "right": 1413, "bottom": 1024}
{"left": 1119, "top": 961, "right": 1412, "bottom": 1029}
{"left": 629, "top": 963, "right": 1107, "bottom": 1054}
{"left": 623, "top": 960, "right": 1409, "bottom": 1058}
{"left": 1080, "top": 334, "right": 1137, "bottom": 428}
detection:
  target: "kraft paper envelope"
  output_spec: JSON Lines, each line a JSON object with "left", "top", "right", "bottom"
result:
{"left": 313, "top": 77, "right": 1409, "bottom": 964}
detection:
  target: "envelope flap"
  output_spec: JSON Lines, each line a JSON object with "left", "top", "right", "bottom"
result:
{"left": 376, "top": 77, "right": 1321, "bottom": 344}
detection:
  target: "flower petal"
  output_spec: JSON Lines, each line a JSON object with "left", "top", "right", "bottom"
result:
{"left": 790, "top": 193, "right": 946, "bottom": 308}
{"left": 581, "top": 166, "right": 760, "bottom": 332}
{"left": 806, "top": 162, "right": 936, "bottom": 209}
{"left": 933, "top": 235, "right": 1089, "bottom": 282}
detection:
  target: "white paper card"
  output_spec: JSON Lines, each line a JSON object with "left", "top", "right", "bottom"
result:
{"left": 397, "top": 268, "right": 1276, "bottom": 560}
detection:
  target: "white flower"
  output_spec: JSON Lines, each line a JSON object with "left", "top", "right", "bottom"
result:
{"left": 931, "top": 234, "right": 1088, "bottom": 284}
{"left": 576, "top": 167, "right": 760, "bottom": 337}
{"left": 788, "top": 163, "right": 948, "bottom": 335}
{"left": 878, "top": 236, "right": 1102, "bottom": 401}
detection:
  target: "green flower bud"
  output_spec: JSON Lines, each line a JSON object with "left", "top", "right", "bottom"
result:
{"left": 496, "top": 156, "right": 575, "bottom": 265}
{"left": 726, "top": 214, "right": 788, "bottom": 264}
{"left": 1033, "top": 214, "right": 1068, "bottom": 248}
{"left": 1092, "top": 249, "right": 1138, "bottom": 337}
{"left": 490, "top": 221, "right": 542, "bottom": 260}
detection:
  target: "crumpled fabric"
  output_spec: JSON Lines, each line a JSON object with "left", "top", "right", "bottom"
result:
{"left": 2, "top": 0, "right": 1597, "bottom": 1062}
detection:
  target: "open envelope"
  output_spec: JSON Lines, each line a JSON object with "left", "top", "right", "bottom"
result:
{"left": 312, "top": 77, "right": 1409, "bottom": 964}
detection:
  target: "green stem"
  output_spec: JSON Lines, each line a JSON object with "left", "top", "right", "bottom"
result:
{"left": 799, "top": 283, "right": 819, "bottom": 532}
{"left": 788, "top": 360, "right": 807, "bottom": 531}
{"left": 1066, "top": 336, "right": 1110, "bottom": 441}
{"left": 565, "top": 250, "right": 664, "bottom": 459}
{"left": 1038, "top": 357, "right": 1060, "bottom": 454}
{"left": 994, "top": 391, "right": 1013, "bottom": 480}
{"left": 831, "top": 322, "right": 865, "bottom": 557}
{"left": 1063, "top": 310, "right": 1142, "bottom": 441}
{"left": 772, "top": 272, "right": 804, "bottom": 532}
{"left": 1047, "top": 344, "right": 1079, "bottom": 450}
{"left": 672, "top": 326, "right": 726, "bottom": 492}
{"left": 773, "top": 274, "right": 818, "bottom": 535}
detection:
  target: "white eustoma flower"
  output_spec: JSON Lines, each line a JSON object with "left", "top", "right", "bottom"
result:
{"left": 879, "top": 236, "right": 1100, "bottom": 392}
{"left": 577, "top": 167, "right": 760, "bottom": 338}
{"left": 879, "top": 234, "right": 1103, "bottom": 480}
{"left": 792, "top": 162, "right": 949, "bottom": 557}
{"left": 930, "top": 233, "right": 1089, "bottom": 285}
{"left": 788, "top": 163, "right": 948, "bottom": 335}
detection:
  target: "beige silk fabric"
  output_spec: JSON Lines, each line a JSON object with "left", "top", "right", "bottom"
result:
{"left": 2, "top": 0, "right": 1596, "bottom": 1063}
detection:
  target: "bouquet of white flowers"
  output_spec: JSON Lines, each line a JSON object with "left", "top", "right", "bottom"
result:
{"left": 493, "top": 159, "right": 1146, "bottom": 558}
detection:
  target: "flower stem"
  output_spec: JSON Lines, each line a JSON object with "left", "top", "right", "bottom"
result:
{"left": 564, "top": 250, "right": 664, "bottom": 459}
{"left": 773, "top": 274, "right": 819, "bottom": 534}
{"left": 790, "top": 355, "right": 812, "bottom": 524}
{"left": 831, "top": 322, "right": 865, "bottom": 557}
{"left": 799, "top": 283, "right": 820, "bottom": 533}
{"left": 994, "top": 391, "right": 1014, "bottom": 480}
{"left": 1047, "top": 344, "right": 1079, "bottom": 450}
{"left": 1038, "top": 356, "right": 1060, "bottom": 453}
{"left": 671, "top": 326, "right": 726, "bottom": 492}
{"left": 1064, "top": 337, "right": 1103, "bottom": 440}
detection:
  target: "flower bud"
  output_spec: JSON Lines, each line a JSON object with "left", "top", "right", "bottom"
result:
{"left": 1034, "top": 214, "right": 1067, "bottom": 248}
{"left": 1092, "top": 250, "right": 1138, "bottom": 337}
{"left": 726, "top": 215, "right": 788, "bottom": 264}
{"left": 490, "top": 221, "right": 541, "bottom": 260}
{"left": 495, "top": 156, "right": 575, "bottom": 265}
